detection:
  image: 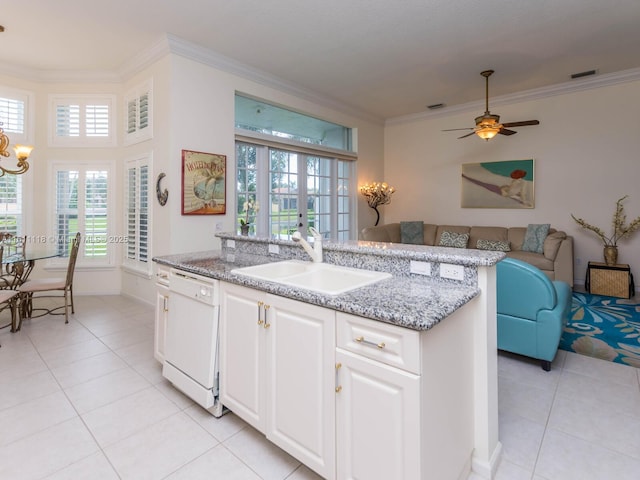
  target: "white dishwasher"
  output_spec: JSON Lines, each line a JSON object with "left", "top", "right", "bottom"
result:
{"left": 163, "top": 268, "right": 223, "bottom": 417}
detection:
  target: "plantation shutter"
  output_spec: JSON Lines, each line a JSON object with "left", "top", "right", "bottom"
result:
{"left": 139, "top": 165, "right": 149, "bottom": 262}
{"left": 56, "top": 104, "right": 80, "bottom": 137}
{"left": 55, "top": 170, "right": 79, "bottom": 256}
{"left": 50, "top": 95, "right": 115, "bottom": 146}
{"left": 124, "top": 157, "right": 151, "bottom": 273}
{"left": 84, "top": 170, "right": 108, "bottom": 257}
{"left": 53, "top": 163, "right": 113, "bottom": 264}
{"left": 85, "top": 105, "right": 110, "bottom": 137}
{"left": 126, "top": 167, "right": 137, "bottom": 259}
{"left": 124, "top": 81, "right": 152, "bottom": 145}
{"left": 0, "top": 96, "right": 25, "bottom": 134}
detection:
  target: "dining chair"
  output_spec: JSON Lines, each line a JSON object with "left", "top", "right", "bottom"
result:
{"left": 0, "top": 288, "right": 20, "bottom": 338}
{"left": 18, "top": 232, "right": 81, "bottom": 324}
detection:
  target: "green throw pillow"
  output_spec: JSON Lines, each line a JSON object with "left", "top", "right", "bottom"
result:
{"left": 400, "top": 221, "right": 424, "bottom": 245}
{"left": 476, "top": 239, "right": 511, "bottom": 252}
{"left": 439, "top": 231, "right": 469, "bottom": 248}
{"left": 521, "top": 223, "right": 550, "bottom": 253}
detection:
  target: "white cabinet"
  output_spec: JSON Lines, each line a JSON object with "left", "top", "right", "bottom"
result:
{"left": 154, "top": 268, "right": 170, "bottom": 364}
{"left": 335, "top": 313, "right": 421, "bottom": 480}
{"left": 220, "top": 282, "right": 336, "bottom": 479}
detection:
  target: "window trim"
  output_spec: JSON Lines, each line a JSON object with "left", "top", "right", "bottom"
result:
{"left": 122, "top": 153, "right": 152, "bottom": 276}
{"left": 47, "top": 160, "right": 116, "bottom": 269}
{"left": 0, "top": 86, "right": 35, "bottom": 145}
{"left": 123, "top": 79, "right": 153, "bottom": 145}
{"left": 48, "top": 94, "right": 117, "bottom": 147}
{"left": 236, "top": 139, "right": 357, "bottom": 241}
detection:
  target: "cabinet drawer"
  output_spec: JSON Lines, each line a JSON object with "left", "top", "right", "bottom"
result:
{"left": 337, "top": 312, "right": 420, "bottom": 374}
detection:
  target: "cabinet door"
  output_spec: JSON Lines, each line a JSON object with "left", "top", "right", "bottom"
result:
{"left": 154, "top": 284, "right": 169, "bottom": 364}
{"left": 266, "top": 294, "right": 336, "bottom": 480}
{"left": 220, "top": 283, "right": 266, "bottom": 431}
{"left": 336, "top": 348, "right": 421, "bottom": 480}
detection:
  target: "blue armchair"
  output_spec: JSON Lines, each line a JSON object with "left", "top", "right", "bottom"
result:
{"left": 496, "top": 258, "right": 572, "bottom": 371}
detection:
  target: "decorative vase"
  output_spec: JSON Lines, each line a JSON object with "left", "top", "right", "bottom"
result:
{"left": 603, "top": 245, "right": 618, "bottom": 265}
{"left": 240, "top": 224, "right": 250, "bottom": 236}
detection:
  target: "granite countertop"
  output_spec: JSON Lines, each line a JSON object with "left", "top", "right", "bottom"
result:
{"left": 153, "top": 249, "right": 484, "bottom": 331}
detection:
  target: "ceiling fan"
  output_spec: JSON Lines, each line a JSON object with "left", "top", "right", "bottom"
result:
{"left": 443, "top": 70, "right": 540, "bottom": 141}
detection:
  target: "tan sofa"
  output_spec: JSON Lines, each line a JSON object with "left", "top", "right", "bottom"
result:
{"left": 361, "top": 223, "right": 574, "bottom": 286}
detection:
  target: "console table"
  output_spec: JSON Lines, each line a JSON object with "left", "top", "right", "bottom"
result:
{"left": 585, "top": 261, "right": 635, "bottom": 298}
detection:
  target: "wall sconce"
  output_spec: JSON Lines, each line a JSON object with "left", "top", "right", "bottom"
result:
{"left": 359, "top": 182, "right": 395, "bottom": 226}
{"left": 0, "top": 124, "right": 33, "bottom": 177}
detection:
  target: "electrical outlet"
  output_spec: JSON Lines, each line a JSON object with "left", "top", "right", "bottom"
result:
{"left": 440, "top": 263, "right": 465, "bottom": 281}
{"left": 215, "top": 222, "right": 223, "bottom": 232}
{"left": 410, "top": 260, "right": 431, "bottom": 276}
{"left": 268, "top": 244, "right": 280, "bottom": 254}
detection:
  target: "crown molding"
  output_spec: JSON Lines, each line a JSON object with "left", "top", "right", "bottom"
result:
{"left": 386, "top": 67, "right": 640, "bottom": 126}
{"left": 162, "top": 34, "right": 383, "bottom": 124}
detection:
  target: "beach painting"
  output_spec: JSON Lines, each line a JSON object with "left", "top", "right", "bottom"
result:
{"left": 461, "top": 159, "right": 534, "bottom": 208}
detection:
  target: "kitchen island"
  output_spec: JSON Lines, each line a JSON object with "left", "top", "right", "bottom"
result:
{"left": 153, "top": 233, "right": 505, "bottom": 479}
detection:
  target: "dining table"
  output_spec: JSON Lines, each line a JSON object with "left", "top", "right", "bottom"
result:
{"left": 1, "top": 247, "right": 61, "bottom": 289}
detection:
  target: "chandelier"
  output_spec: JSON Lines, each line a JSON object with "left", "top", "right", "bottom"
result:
{"left": 0, "top": 123, "right": 33, "bottom": 177}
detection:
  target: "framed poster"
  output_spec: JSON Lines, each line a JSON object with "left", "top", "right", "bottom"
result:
{"left": 181, "top": 149, "right": 226, "bottom": 215}
{"left": 461, "top": 159, "right": 534, "bottom": 208}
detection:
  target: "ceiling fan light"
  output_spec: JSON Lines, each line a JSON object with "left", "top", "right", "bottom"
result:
{"left": 476, "top": 127, "right": 500, "bottom": 141}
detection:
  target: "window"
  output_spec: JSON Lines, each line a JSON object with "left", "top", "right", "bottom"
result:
{"left": 124, "top": 80, "right": 153, "bottom": 145}
{"left": 0, "top": 175, "right": 22, "bottom": 236}
{"left": 236, "top": 142, "right": 355, "bottom": 241}
{"left": 0, "top": 89, "right": 31, "bottom": 236}
{"left": 52, "top": 162, "right": 114, "bottom": 265}
{"left": 49, "top": 95, "right": 116, "bottom": 147}
{"left": 0, "top": 87, "right": 31, "bottom": 145}
{"left": 124, "top": 155, "right": 151, "bottom": 274}
{"left": 235, "top": 94, "right": 356, "bottom": 241}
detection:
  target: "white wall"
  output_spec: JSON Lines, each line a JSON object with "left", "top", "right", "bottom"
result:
{"left": 111, "top": 52, "right": 386, "bottom": 303}
{"left": 383, "top": 79, "right": 640, "bottom": 286}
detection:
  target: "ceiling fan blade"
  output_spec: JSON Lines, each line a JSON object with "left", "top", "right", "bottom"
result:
{"left": 442, "top": 127, "right": 474, "bottom": 132}
{"left": 458, "top": 131, "right": 477, "bottom": 139}
{"left": 498, "top": 128, "right": 517, "bottom": 136}
{"left": 501, "top": 120, "right": 540, "bottom": 128}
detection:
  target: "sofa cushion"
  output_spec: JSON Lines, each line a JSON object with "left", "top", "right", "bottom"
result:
{"left": 477, "top": 239, "right": 511, "bottom": 251}
{"left": 435, "top": 225, "right": 470, "bottom": 245}
{"left": 507, "top": 250, "right": 554, "bottom": 272}
{"left": 469, "top": 226, "right": 508, "bottom": 250}
{"left": 422, "top": 224, "right": 438, "bottom": 246}
{"left": 439, "top": 231, "right": 470, "bottom": 248}
{"left": 400, "top": 221, "right": 424, "bottom": 244}
{"left": 522, "top": 223, "right": 551, "bottom": 253}
{"left": 543, "top": 231, "right": 566, "bottom": 260}
{"left": 361, "top": 223, "right": 402, "bottom": 243}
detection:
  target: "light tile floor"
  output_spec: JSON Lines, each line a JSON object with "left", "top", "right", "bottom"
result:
{"left": 1, "top": 295, "right": 639, "bottom": 480}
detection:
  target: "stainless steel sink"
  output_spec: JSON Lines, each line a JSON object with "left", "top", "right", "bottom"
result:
{"left": 230, "top": 260, "right": 391, "bottom": 295}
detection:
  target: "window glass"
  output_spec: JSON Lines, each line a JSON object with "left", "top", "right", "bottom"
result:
{"left": 235, "top": 94, "right": 353, "bottom": 152}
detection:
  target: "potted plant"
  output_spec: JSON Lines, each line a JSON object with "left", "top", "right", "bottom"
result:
{"left": 571, "top": 195, "right": 640, "bottom": 265}
{"left": 239, "top": 197, "right": 259, "bottom": 235}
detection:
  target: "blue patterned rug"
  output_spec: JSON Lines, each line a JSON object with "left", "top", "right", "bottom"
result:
{"left": 559, "top": 292, "right": 640, "bottom": 368}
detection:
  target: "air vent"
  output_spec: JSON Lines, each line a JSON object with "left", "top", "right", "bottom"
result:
{"left": 427, "top": 103, "right": 445, "bottom": 110}
{"left": 571, "top": 69, "right": 597, "bottom": 79}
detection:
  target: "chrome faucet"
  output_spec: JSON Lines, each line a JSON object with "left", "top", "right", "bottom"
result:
{"left": 292, "top": 227, "right": 323, "bottom": 263}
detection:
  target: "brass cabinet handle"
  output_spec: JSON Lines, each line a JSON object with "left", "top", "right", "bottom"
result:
{"left": 355, "top": 336, "right": 386, "bottom": 349}
{"left": 163, "top": 296, "right": 168, "bottom": 312}
{"left": 335, "top": 362, "right": 342, "bottom": 393}
{"left": 263, "top": 304, "right": 271, "bottom": 328}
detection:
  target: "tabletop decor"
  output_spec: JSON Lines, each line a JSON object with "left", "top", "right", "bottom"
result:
{"left": 571, "top": 195, "right": 640, "bottom": 265}
{"left": 239, "top": 197, "right": 259, "bottom": 235}
{"left": 181, "top": 150, "right": 226, "bottom": 215}
{"left": 359, "top": 181, "right": 395, "bottom": 226}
